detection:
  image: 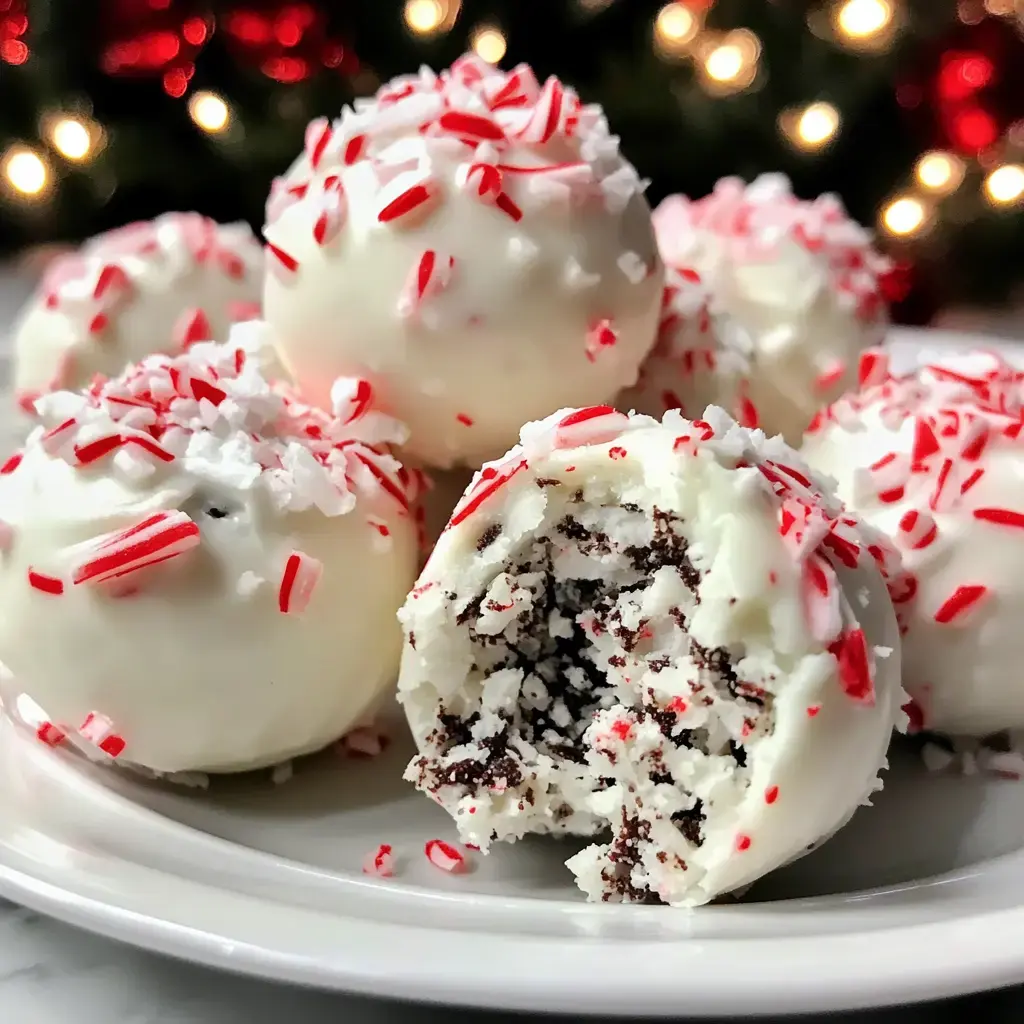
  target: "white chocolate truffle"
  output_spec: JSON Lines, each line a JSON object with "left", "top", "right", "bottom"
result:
{"left": 13, "top": 213, "right": 263, "bottom": 412}
{"left": 620, "top": 175, "right": 890, "bottom": 443}
{"left": 802, "top": 349, "right": 1024, "bottom": 738}
{"left": 0, "top": 327, "right": 417, "bottom": 774}
{"left": 397, "top": 404, "right": 904, "bottom": 907}
{"left": 263, "top": 54, "right": 662, "bottom": 469}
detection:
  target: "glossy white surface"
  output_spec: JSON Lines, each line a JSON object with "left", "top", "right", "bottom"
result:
{"left": 1, "top": 272, "right": 1024, "bottom": 1020}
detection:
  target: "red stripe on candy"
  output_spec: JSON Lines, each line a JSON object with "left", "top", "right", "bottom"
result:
{"left": 934, "top": 584, "right": 988, "bottom": 624}
{"left": 973, "top": 507, "right": 1024, "bottom": 529}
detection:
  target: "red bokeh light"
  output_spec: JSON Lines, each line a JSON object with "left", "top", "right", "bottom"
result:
{"left": 262, "top": 55, "right": 309, "bottom": 82}
{"left": 182, "top": 16, "right": 208, "bottom": 46}
{"left": 223, "top": 11, "right": 271, "bottom": 45}
{"left": 950, "top": 106, "right": 999, "bottom": 151}
{"left": 937, "top": 52, "right": 995, "bottom": 101}
{"left": 0, "top": 37, "right": 27, "bottom": 64}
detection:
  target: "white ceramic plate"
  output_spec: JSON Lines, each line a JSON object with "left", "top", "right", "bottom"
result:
{"left": 1, "top": 327, "right": 1024, "bottom": 1018}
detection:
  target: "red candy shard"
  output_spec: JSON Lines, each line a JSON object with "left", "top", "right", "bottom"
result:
{"left": 736, "top": 834, "right": 752, "bottom": 852}
{"left": 362, "top": 843, "right": 395, "bottom": 877}
{"left": 190, "top": 377, "right": 227, "bottom": 406}
{"left": 27, "top": 570, "right": 64, "bottom": 595}
{"left": 973, "top": 507, "right": 1024, "bottom": 529}
{"left": 35, "top": 721, "right": 66, "bottom": 747}
{"left": 828, "top": 628, "right": 874, "bottom": 704}
{"left": 72, "top": 511, "right": 201, "bottom": 586}
{"left": 494, "top": 191, "right": 523, "bottom": 222}
{"left": 425, "top": 839, "right": 467, "bottom": 873}
{"left": 173, "top": 307, "right": 212, "bottom": 350}
{"left": 764, "top": 785, "right": 779, "bottom": 805}
{"left": 277, "top": 550, "right": 323, "bottom": 615}
{"left": 933, "top": 584, "right": 988, "bottom": 625}
{"left": 266, "top": 242, "right": 299, "bottom": 273}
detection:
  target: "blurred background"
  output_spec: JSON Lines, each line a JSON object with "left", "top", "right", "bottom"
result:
{"left": 1, "top": 0, "right": 1024, "bottom": 329}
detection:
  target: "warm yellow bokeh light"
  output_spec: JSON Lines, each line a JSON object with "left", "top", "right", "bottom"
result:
{"left": 188, "top": 91, "right": 230, "bottom": 133}
{"left": 882, "top": 196, "right": 927, "bottom": 236}
{"left": 405, "top": 0, "right": 445, "bottom": 34}
{"left": 50, "top": 118, "right": 92, "bottom": 161}
{"left": 654, "top": 3, "right": 698, "bottom": 49}
{"left": 471, "top": 25, "right": 507, "bottom": 65}
{"left": 704, "top": 43, "right": 745, "bottom": 82}
{"left": 914, "top": 151, "right": 964, "bottom": 194}
{"left": 836, "top": 0, "right": 893, "bottom": 39}
{"left": 796, "top": 102, "right": 840, "bottom": 148}
{"left": 4, "top": 147, "right": 48, "bottom": 197}
{"left": 985, "top": 164, "right": 1024, "bottom": 205}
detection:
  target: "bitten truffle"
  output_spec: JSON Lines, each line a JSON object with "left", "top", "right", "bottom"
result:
{"left": 398, "top": 404, "right": 904, "bottom": 906}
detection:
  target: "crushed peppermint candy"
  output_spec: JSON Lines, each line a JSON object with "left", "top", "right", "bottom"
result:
{"left": 265, "top": 55, "right": 648, "bottom": 232}
{"left": 22, "top": 215, "right": 263, "bottom": 393}
{"left": 362, "top": 844, "right": 396, "bottom": 877}
{"left": 25, "top": 329, "right": 413, "bottom": 521}
{"left": 424, "top": 838, "right": 469, "bottom": 873}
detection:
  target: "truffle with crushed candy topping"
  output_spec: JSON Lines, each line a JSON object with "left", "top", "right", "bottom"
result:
{"left": 263, "top": 54, "right": 662, "bottom": 469}
{"left": 398, "top": 403, "right": 904, "bottom": 907}
{"left": 0, "top": 324, "right": 417, "bottom": 774}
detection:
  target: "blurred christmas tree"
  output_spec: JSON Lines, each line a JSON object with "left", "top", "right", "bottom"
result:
{"left": 1, "top": 0, "right": 1024, "bottom": 322}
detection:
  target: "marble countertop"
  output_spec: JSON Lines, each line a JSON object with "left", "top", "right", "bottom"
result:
{"left": 2, "top": 263, "right": 1024, "bottom": 1022}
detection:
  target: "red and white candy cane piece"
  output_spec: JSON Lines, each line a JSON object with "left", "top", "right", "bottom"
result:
{"left": 959, "top": 416, "right": 990, "bottom": 461}
{"left": 584, "top": 318, "right": 618, "bottom": 362}
{"left": 72, "top": 510, "right": 201, "bottom": 586}
{"left": 552, "top": 406, "right": 629, "bottom": 451}
{"left": 172, "top": 307, "right": 212, "bottom": 351}
{"left": 304, "top": 116, "right": 334, "bottom": 171}
{"left": 897, "top": 508, "right": 937, "bottom": 550}
{"left": 801, "top": 552, "right": 841, "bottom": 645}
{"left": 494, "top": 191, "right": 523, "bottom": 222}
{"left": 93, "top": 263, "right": 131, "bottom": 303}
{"left": 485, "top": 62, "right": 540, "bottom": 108}
{"left": 517, "top": 75, "right": 565, "bottom": 144}
{"left": 278, "top": 550, "right": 323, "bottom": 614}
{"left": 376, "top": 171, "right": 440, "bottom": 226}
{"left": 828, "top": 627, "right": 874, "bottom": 704}
{"left": 398, "top": 250, "right": 455, "bottom": 319}
{"left": 74, "top": 432, "right": 125, "bottom": 466}
{"left": 331, "top": 377, "right": 374, "bottom": 425}
{"left": 934, "top": 584, "right": 988, "bottom": 625}
{"left": 448, "top": 458, "right": 528, "bottom": 528}
{"left": 438, "top": 110, "right": 506, "bottom": 143}
{"left": 40, "top": 417, "right": 78, "bottom": 457}
{"left": 455, "top": 160, "right": 502, "bottom": 203}
{"left": 857, "top": 348, "right": 889, "bottom": 388}
{"left": 266, "top": 241, "right": 299, "bottom": 279}
{"left": 340, "top": 131, "right": 368, "bottom": 166}
{"left": 424, "top": 839, "right": 468, "bottom": 873}
{"left": 313, "top": 174, "right": 347, "bottom": 246}
{"left": 362, "top": 844, "right": 395, "bottom": 877}
{"left": 78, "top": 712, "right": 127, "bottom": 758}
{"left": 814, "top": 361, "right": 846, "bottom": 394}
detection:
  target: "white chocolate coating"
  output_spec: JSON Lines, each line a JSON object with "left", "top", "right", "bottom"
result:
{"left": 802, "top": 349, "right": 1024, "bottom": 737}
{"left": 398, "top": 404, "right": 903, "bottom": 906}
{"left": 0, "top": 328, "right": 417, "bottom": 773}
{"left": 263, "top": 55, "right": 662, "bottom": 469}
{"left": 13, "top": 214, "right": 263, "bottom": 411}
{"left": 620, "top": 175, "right": 889, "bottom": 444}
